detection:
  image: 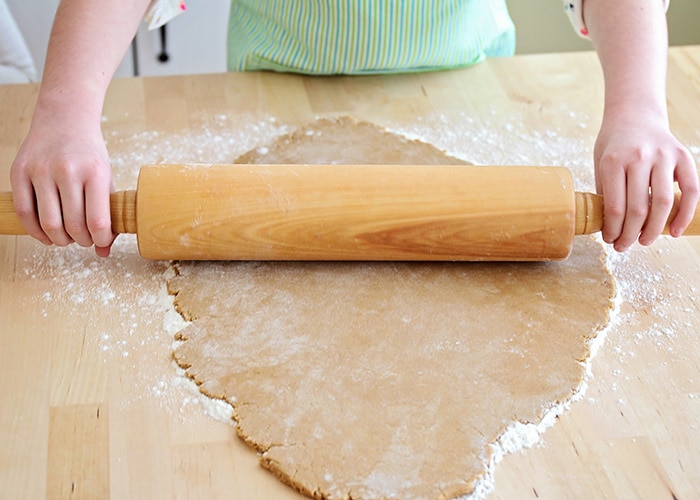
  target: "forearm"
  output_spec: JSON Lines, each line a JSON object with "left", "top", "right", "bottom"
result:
{"left": 584, "top": 0, "right": 669, "bottom": 124}
{"left": 582, "top": 0, "right": 698, "bottom": 249}
{"left": 36, "top": 0, "right": 151, "bottom": 125}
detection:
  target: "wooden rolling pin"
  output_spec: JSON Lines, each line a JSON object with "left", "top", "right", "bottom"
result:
{"left": 1, "top": 164, "right": 698, "bottom": 261}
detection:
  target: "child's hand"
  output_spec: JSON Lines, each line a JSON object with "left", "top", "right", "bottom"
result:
{"left": 10, "top": 106, "right": 115, "bottom": 257}
{"left": 7, "top": 0, "right": 152, "bottom": 258}
{"left": 583, "top": 0, "right": 699, "bottom": 252}
{"left": 594, "top": 114, "right": 699, "bottom": 252}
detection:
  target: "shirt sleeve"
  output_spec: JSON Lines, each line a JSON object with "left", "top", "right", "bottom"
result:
{"left": 144, "top": 0, "right": 187, "bottom": 30}
{"left": 562, "top": 0, "right": 670, "bottom": 39}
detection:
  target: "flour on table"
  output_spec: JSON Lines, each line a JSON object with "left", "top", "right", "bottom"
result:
{"left": 168, "top": 118, "right": 616, "bottom": 499}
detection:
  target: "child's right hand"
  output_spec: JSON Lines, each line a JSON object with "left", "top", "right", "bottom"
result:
{"left": 7, "top": 0, "right": 152, "bottom": 258}
{"left": 10, "top": 104, "right": 115, "bottom": 257}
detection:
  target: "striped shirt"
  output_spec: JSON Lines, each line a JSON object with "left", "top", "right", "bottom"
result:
{"left": 225, "top": 1, "right": 515, "bottom": 74}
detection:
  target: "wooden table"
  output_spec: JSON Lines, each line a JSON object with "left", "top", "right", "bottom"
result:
{"left": 1, "top": 47, "right": 699, "bottom": 499}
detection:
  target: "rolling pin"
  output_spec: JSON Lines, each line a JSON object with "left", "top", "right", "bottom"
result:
{"left": 1, "top": 164, "right": 698, "bottom": 261}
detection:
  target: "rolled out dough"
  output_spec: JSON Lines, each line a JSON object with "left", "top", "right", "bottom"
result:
{"left": 170, "top": 118, "right": 615, "bottom": 499}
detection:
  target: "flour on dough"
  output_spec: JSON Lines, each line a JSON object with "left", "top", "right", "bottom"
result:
{"left": 169, "top": 118, "right": 615, "bottom": 499}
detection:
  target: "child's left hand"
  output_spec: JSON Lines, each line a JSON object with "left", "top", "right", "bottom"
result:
{"left": 593, "top": 112, "right": 699, "bottom": 252}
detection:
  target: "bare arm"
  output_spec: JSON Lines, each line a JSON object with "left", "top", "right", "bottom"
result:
{"left": 10, "top": 0, "right": 152, "bottom": 257}
{"left": 584, "top": 0, "right": 699, "bottom": 251}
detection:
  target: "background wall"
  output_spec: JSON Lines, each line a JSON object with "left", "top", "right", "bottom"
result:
{"left": 6, "top": 0, "right": 700, "bottom": 79}
{"left": 507, "top": 0, "right": 700, "bottom": 54}
{"left": 4, "top": 0, "right": 230, "bottom": 78}
{"left": 5, "top": 0, "right": 59, "bottom": 78}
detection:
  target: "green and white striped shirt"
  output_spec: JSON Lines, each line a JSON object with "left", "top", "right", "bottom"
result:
{"left": 226, "top": 0, "right": 515, "bottom": 74}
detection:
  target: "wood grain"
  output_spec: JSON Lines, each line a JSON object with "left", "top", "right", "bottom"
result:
{"left": 0, "top": 192, "right": 23, "bottom": 234}
{"left": 134, "top": 163, "right": 575, "bottom": 261}
{"left": 47, "top": 405, "right": 110, "bottom": 498}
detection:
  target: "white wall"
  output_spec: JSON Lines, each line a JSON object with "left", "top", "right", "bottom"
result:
{"left": 4, "top": 0, "right": 228, "bottom": 78}
{"left": 124, "top": 0, "right": 228, "bottom": 78}
{"left": 5, "top": 0, "right": 59, "bottom": 77}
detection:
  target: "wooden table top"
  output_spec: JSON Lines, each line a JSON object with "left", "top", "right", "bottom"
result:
{"left": 1, "top": 47, "right": 699, "bottom": 499}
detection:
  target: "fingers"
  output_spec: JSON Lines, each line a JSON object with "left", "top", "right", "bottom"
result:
{"left": 35, "top": 180, "right": 75, "bottom": 247}
{"left": 638, "top": 157, "right": 674, "bottom": 246}
{"left": 56, "top": 173, "right": 115, "bottom": 249}
{"left": 85, "top": 177, "right": 116, "bottom": 250}
{"left": 10, "top": 177, "right": 53, "bottom": 246}
{"left": 599, "top": 148, "right": 699, "bottom": 251}
{"left": 10, "top": 156, "right": 115, "bottom": 256}
{"left": 600, "top": 159, "right": 652, "bottom": 253}
{"left": 599, "top": 160, "right": 626, "bottom": 247}
{"left": 616, "top": 162, "right": 653, "bottom": 251}
{"left": 668, "top": 150, "right": 699, "bottom": 237}
{"left": 58, "top": 180, "right": 91, "bottom": 247}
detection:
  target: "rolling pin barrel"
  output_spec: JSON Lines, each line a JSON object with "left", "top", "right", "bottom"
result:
{"left": 132, "top": 164, "right": 577, "bottom": 261}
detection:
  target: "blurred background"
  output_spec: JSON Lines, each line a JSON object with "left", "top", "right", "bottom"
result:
{"left": 4, "top": 0, "right": 700, "bottom": 80}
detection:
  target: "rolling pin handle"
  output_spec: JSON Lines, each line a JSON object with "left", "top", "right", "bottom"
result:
{"left": 0, "top": 191, "right": 25, "bottom": 235}
{"left": 1, "top": 190, "right": 137, "bottom": 236}
{"left": 110, "top": 190, "right": 137, "bottom": 234}
{"left": 574, "top": 192, "right": 604, "bottom": 235}
{"left": 575, "top": 190, "right": 700, "bottom": 237}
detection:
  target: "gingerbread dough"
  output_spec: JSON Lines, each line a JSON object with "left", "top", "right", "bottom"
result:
{"left": 170, "top": 118, "right": 615, "bottom": 499}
